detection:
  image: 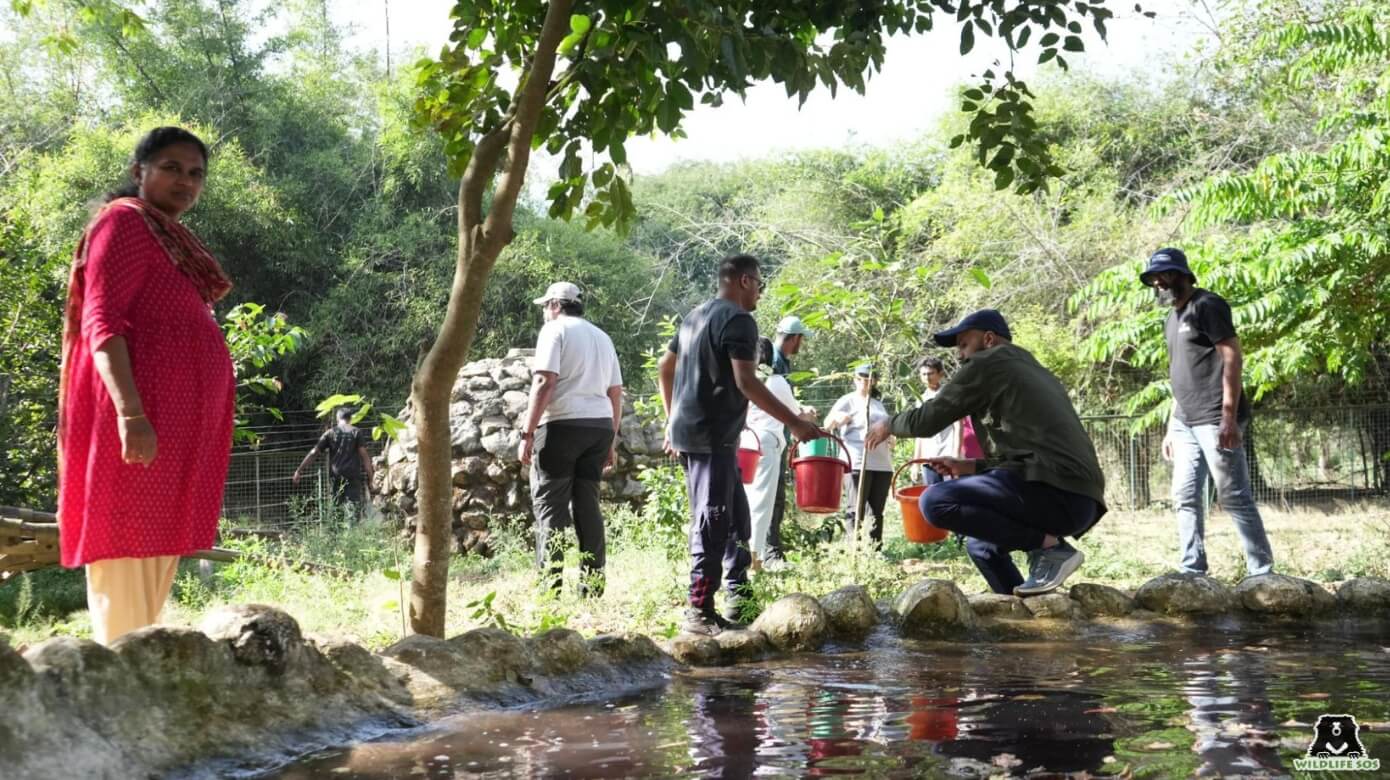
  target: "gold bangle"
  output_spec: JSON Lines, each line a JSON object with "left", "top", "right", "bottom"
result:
{"left": 120, "top": 413, "right": 146, "bottom": 421}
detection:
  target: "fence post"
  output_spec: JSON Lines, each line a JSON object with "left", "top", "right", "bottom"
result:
{"left": 254, "top": 451, "right": 262, "bottom": 524}
{"left": 1126, "top": 433, "right": 1138, "bottom": 511}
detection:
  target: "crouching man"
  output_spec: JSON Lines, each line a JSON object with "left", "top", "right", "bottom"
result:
{"left": 866, "top": 309, "right": 1106, "bottom": 596}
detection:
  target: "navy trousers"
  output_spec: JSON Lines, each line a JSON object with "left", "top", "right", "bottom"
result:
{"left": 920, "top": 468, "right": 1102, "bottom": 594}
{"left": 681, "top": 450, "right": 752, "bottom": 612}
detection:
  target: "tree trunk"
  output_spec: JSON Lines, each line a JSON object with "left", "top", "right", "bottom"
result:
{"left": 407, "top": 0, "right": 574, "bottom": 637}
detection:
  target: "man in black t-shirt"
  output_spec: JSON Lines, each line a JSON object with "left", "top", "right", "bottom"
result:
{"left": 657, "top": 254, "right": 822, "bottom": 636}
{"left": 1141, "top": 248, "right": 1273, "bottom": 577}
{"left": 293, "top": 407, "right": 375, "bottom": 516}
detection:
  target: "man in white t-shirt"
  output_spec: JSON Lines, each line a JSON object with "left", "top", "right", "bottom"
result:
{"left": 912, "top": 356, "right": 961, "bottom": 485}
{"left": 518, "top": 282, "right": 624, "bottom": 597}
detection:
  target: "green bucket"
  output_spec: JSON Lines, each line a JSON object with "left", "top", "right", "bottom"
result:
{"left": 798, "top": 437, "right": 839, "bottom": 458}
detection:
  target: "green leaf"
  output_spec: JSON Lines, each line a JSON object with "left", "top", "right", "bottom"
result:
{"left": 1039, "top": 32, "right": 1060, "bottom": 47}
{"left": 349, "top": 403, "right": 373, "bottom": 425}
{"left": 993, "top": 166, "right": 1015, "bottom": 189}
{"left": 960, "top": 22, "right": 975, "bottom": 55}
{"left": 316, "top": 394, "right": 364, "bottom": 416}
{"left": 1063, "top": 35, "right": 1085, "bottom": 52}
{"left": 970, "top": 267, "right": 994, "bottom": 289}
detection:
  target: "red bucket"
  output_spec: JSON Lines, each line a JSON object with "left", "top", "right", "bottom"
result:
{"left": 736, "top": 428, "right": 762, "bottom": 485}
{"left": 893, "top": 459, "right": 948, "bottom": 543}
{"left": 789, "top": 433, "right": 850, "bottom": 513}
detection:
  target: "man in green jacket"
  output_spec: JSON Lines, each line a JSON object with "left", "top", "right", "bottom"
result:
{"left": 866, "top": 309, "right": 1106, "bottom": 595}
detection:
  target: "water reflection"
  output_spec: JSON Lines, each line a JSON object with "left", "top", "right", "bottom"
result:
{"left": 1181, "top": 639, "right": 1286, "bottom": 777}
{"left": 266, "top": 622, "right": 1390, "bottom": 779}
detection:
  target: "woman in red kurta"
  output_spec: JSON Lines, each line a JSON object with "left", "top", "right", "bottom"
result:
{"left": 58, "top": 126, "right": 234, "bottom": 645}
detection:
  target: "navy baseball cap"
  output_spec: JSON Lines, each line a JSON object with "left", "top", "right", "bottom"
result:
{"left": 933, "top": 309, "right": 1011, "bottom": 347}
{"left": 1139, "top": 248, "right": 1197, "bottom": 286}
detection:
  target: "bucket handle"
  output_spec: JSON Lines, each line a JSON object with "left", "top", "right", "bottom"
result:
{"left": 790, "top": 431, "right": 850, "bottom": 473}
{"left": 737, "top": 426, "right": 763, "bottom": 455}
{"left": 892, "top": 458, "right": 937, "bottom": 500}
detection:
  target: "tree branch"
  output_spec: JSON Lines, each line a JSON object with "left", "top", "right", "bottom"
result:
{"left": 482, "top": 0, "right": 574, "bottom": 256}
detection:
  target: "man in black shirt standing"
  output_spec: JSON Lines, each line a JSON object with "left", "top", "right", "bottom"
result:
{"left": 657, "top": 255, "right": 822, "bottom": 635}
{"left": 293, "top": 407, "right": 374, "bottom": 518}
{"left": 1141, "top": 248, "right": 1273, "bottom": 577}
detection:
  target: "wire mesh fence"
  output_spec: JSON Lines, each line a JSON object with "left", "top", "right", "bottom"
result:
{"left": 1087, "top": 404, "right": 1390, "bottom": 511}
{"left": 220, "top": 416, "right": 383, "bottom": 529}
{"left": 222, "top": 402, "right": 1389, "bottom": 528}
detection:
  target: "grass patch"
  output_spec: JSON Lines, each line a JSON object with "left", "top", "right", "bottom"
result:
{"left": 1, "top": 493, "right": 1386, "bottom": 651}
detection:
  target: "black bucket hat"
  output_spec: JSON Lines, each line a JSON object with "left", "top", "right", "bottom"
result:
{"left": 1140, "top": 248, "right": 1197, "bottom": 287}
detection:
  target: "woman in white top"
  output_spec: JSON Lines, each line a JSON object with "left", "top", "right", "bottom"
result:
{"left": 911, "top": 356, "right": 961, "bottom": 485}
{"left": 824, "top": 364, "right": 894, "bottom": 548}
{"left": 744, "top": 338, "right": 806, "bottom": 567}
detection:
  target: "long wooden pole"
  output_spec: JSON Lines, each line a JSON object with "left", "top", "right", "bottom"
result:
{"left": 0, "top": 509, "right": 345, "bottom": 576}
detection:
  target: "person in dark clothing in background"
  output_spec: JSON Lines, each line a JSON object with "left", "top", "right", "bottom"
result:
{"left": 293, "top": 407, "right": 374, "bottom": 516}
{"left": 657, "top": 254, "right": 822, "bottom": 636}
{"left": 1141, "top": 247, "right": 1273, "bottom": 577}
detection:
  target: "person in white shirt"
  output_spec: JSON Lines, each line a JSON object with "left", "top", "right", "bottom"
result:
{"left": 744, "top": 337, "right": 815, "bottom": 569}
{"left": 518, "top": 282, "right": 623, "bottom": 597}
{"left": 912, "top": 356, "right": 961, "bottom": 485}
{"left": 824, "top": 364, "right": 894, "bottom": 549}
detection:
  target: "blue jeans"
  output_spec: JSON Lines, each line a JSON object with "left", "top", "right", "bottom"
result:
{"left": 921, "top": 469, "right": 1102, "bottom": 594}
{"left": 1169, "top": 418, "right": 1274, "bottom": 576}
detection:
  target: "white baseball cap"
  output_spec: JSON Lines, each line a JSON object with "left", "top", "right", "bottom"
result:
{"left": 776, "top": 315, "right": 810, "bottom": 336}
{"left": 533, "top": 282, "right": 582, "bottom": 305}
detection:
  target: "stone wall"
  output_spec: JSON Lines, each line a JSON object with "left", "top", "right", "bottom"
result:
{"left": 373, "top": 349, "right": 667, "bottom": 554}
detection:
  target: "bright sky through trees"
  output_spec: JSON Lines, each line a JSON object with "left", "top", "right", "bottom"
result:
{"left": 339, "top": 0, "right": 1220, "bottom": 174}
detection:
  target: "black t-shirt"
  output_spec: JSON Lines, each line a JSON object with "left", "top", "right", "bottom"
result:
{"left": 317, "top": 425, "right": 368, "bottom": 479}
{"left": 1165, "top": 289, "right": 1250, "bottom": 425}
{"left": 667, "top": 298, "right": 759, "bottom": 453}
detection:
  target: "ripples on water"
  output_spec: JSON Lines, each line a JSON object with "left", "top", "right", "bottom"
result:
{"left": 272, "top": 621, "right": 1390, "bottom": 778}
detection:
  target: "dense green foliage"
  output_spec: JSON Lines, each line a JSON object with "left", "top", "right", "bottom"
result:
{"left": 3, "top": 0, "right": 1388, "bottom": 511}
{"left": 1074, "top": 1, "right": 1390, "bottom": 421}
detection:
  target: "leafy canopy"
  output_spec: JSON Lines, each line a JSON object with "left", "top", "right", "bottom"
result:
{"left": 415, "top": 0, "right": 1124, "bottom": 233}
{"left": 1072, "top": 2, "right": 1390, "bottom": 420}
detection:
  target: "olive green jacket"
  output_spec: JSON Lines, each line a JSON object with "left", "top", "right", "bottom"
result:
{"left": 888, "top": 343, "right": 1106, "bottom": 508}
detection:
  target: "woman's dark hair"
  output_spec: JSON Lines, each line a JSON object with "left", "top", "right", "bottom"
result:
{"left": 917, "top": 356, "right": 944, "bottom": 372}
{"left": 557, "top": 299, "right": 584, "bottom": 316}
{"left": 757, "top": 337, "right": 774, "bottom": 366}
{"left": 106, "top": 126, "right": 210, "bottom": 202}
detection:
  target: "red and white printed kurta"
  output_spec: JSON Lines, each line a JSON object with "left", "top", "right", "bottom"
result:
{"left": 58, "top": 206, "right": 234, "bottom": 567}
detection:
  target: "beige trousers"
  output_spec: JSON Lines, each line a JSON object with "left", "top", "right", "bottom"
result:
{"left": 85, "top": 556, "right": 180, "bottom": 646}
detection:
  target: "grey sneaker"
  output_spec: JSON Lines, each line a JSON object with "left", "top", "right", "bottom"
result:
{"left": 719, "top": 603, "right": 750, "bottom": 631}
{"left": 682, "top": 607, "right": 723, "bottom": 636}
{"left": 1015, "top": 544, "right": 1085, "bottom": 596}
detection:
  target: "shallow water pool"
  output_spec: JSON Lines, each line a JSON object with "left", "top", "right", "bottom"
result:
{"left": 269, "top": 620, "right": 1390, "bottom": 778}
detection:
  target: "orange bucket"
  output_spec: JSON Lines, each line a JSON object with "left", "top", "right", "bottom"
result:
{"left": 789, "top": 433, "right": 850, "bottom": 513}
{"left": 736, "top": 428, "right": 762, "bottom": 485}
{"left": 893, "top": 459, "right": 948, "bottom": 543}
